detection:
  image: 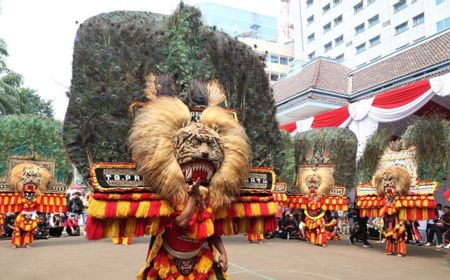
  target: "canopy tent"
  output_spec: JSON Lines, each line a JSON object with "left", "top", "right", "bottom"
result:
{"left": 280, "top": 73, "right": 450, "bottom": 158}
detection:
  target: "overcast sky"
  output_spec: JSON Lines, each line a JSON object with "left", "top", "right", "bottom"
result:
{"left": 0, "top": 0, "right": 280, "bottom": 120}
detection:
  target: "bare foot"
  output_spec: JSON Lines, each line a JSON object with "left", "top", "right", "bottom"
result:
{"left": 397, "top": 254, "right": 405, "bottom": 257}
{"left": 25, "top": 244, "right": 31, "bottom": 249}
{"left": 11, "top": 245, "right": 18, "bottom": 249}
{"left": 385, "top": 252, "right": 393, "bottom": 255}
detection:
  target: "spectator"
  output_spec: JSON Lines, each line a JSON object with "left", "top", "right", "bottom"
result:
{"left": 348, "top": 203, "right": 371, "bottom": 248}
{"left": 34, "top": 213, "right": 49, "bottom": 239}
{"left": 435, "top": 206, "right": 450, "bottom": 248}
{"left": 279, "top": 214, "right": 300, "bottom": 239}
{"left": 65, "top": 214, "right": 80, "bottom": 236}
{"left": 67, "top": 191, "right": 84, "bottom": 217}
{"left": 425, "top": 206, "right": 441, "bottom": 245}
{"left": 49, "top": 213, "right": 64, "bottom": 237}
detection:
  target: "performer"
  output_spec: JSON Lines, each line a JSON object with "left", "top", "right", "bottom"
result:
{"left": 11, "top": 211, "right": 38, "bottom": 248}
{"left": 0, "top": 161, "right": 67, "bottom": 248}
{"left": 0, "top": 212, "right": 4, "bottom": 237}
{"left": 299, "top": 169, "right": 335, "bottom": 247}
{"left": 287, "top": 127, "right": 355, "bottom": 248}
{"left": 9, "top": 163, "right": 50, "bottom": 248}
{"left": 356, "top": 143, "right": 439, "bottom": 257}
{"left": 372, "top": 166, "right": 411, "bottom": 256}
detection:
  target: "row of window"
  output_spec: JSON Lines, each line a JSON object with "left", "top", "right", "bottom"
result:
{"left": 266, "top": 54, "right": 295, "bottom": 65}
{"left": 355, "top": 35, "right": 381, "bottom": 54}
{"left": 321, "top": 35, "right": 344, "bottom": 52}
{"left": 437, "top": 17, "right": 450, "bottom": 32}
{"left": 269, "top": 72, "right": 287, "bottom": 82}
{"left": 395, "top": 13, "right": 424, "bottom": 35}
{"left": 354, "top": 14, "right": 380, "bottom": 35}
{"left": 306, "top": 0, "right": 344, "bottom": 9}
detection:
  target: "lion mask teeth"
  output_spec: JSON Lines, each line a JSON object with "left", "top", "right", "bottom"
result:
{"left": 181, "top": 161, "right": 216, "bottom": 185}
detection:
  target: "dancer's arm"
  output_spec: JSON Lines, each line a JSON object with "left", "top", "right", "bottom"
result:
{"left": 208, "top": 235, "right": 228, "bottom": 271}
{"left": 174, "top": 178, "right": 200, "bottom": 228}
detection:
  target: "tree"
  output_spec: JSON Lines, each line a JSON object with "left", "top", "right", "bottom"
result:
{"left": 0, "top": 38, "right": 22, "bottom": 115}
{"left": 0, "top": 38, "right": 54, "bottom": 117}
{"left": 0, "top": 115, "right": 72, "bottom": 183}
{"left": 279, "top": 130, "right": 296, "bottom": 187}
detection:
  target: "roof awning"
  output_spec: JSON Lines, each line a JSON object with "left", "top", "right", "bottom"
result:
{"left": 280, "top": 73, "right": 450, "bottom": 158}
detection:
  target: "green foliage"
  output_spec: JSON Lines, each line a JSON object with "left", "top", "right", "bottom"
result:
{"left": 279, "top": 130, "right": 295, "bottom": 186}
{"left": 402, "top": 116, "right": 450, "bottom": 182}
{"left": 64, "top": 7, "right": 284, "bottom": 179}
{"left": 356, "top": 128, "right": 392, "bottom": 183}
{"left": 0, "top": 115, "right": 72, "bottom": 183}
{"left": 0, "top": 38, "right": 54, "bottom": 117}
{"left": 294, "top": 128, "right": 357, "bottom": 188}
{"left": 159, "top": 5, "right": 214, "bottom": 100}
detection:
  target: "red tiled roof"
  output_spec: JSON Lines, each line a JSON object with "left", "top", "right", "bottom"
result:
{"left": 273, "top": 58, "right": 351, "bottom": 103}
{"left": 352, "top": 31, "right": 450, "bottom": 94}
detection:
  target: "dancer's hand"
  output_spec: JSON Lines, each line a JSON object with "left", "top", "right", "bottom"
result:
{"left": 218, "top": 253, "right": 228, "bottom": 272}
{"left": 187, "top": 178, "right": 201, "bottom": 198}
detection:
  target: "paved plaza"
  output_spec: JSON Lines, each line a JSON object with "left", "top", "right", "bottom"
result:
{"left": 1, "top": 235, "right": 449, "bottom": 280}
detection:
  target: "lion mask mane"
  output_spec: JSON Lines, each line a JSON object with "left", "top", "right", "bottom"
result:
{"left": 372, "top": 166, "right": 411, "bottom": 196}
{"left": 9, "top": 163, "right": 51, "bottom": 197}
{"left": 297, "top": 168, "right": 334, "bottom": 196}
{"left": 129, "top": 96, "right": 250, "bottom": 210}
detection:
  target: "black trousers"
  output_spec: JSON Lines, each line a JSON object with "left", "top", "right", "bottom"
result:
{"left": 350, "top": 217, "right": 369, "bottom": 244}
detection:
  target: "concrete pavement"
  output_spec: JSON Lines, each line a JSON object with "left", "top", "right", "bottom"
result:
{"left": 0, "top": 235, "right": 448, "bottom": 280}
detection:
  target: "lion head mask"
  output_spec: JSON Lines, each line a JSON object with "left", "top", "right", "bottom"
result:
{"left": 129, "top": 81, "right": 250, "bottom": 210}
{"left": 297, "top": 168, "right": 334, "bottom": 196}
{"left": 372, "top": 166, "right": 411, "bottom": 197}
{"left": 9, "top": 163, "right": 51, "bottom": 199}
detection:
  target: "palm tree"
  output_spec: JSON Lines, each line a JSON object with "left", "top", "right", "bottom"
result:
{"left": 0, "top": 38, "right": 22, "bottom": 116}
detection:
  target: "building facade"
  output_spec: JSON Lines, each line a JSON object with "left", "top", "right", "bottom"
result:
{"left": 196, "top": 2, "right": 295, "bottom": 83}
{"left": 290, "top": 0, "right": 450, "bottom": 69}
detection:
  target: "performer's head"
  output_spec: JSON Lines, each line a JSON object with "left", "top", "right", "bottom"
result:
{"left": 372, "top": 165, "right": 411, "bottom": 197}
{"left": 9, "top": 162, "right": 50, "bottom": 197}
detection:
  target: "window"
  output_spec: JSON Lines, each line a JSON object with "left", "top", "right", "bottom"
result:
{"left": 355, "top": 23, "right": 365, "bottom": 34}
{"left": 333, "top": 0, "right": 342, "bottom": 6}
{"left": 368, "top": 0, "right": 376, "bottom": 5}
{"left": 323, "top": 22, "right": 332, "bottom": 33}
{"left": 334, "top": 15, "right": 343, "bottom": 26}
{"left": 354, "top": 2, "right": 363, "bottom": 14}
{"left": 289, "top": 57, "right": 295, "bottom": 63}
{"left": 335, "top": 54, "right": 344, "bottom": 63}
{"left": 307, "top": 15, "right": 314, "bottom": 25}
{"left": 307, "top": 33, "right": 315, "bottom": 42}
{"left": 270, "top": 55, "right": 279, "bottom": 63}
{"left": 396, "top": 43, "right": 410, "bottom": 51}
{"left": 395, "top": 21, "right": 408, "bottom": 34}
{"left": 369, "top": 35, "right": 381, "bottom": 47}
{"left": 323, "top": 3, "right": 331, "bottom": 13}
{"left": 413, "top": 13, "right": 424, "bottom": 26}
{"left": 437, "top": 17, "right": 450, "bottom": 32}
{"left": 308, "top": 51, "right": 315, "bottom": 60}
{"left": 324, "top": 41, "right": 332, "bottom": 52}
{"left": 280, "top": 57, "right": 288, "bottom": 65}
{"left": 370, "top": 55, "right": 381, "bottom": 62}
{"left": 306, "top": 0, "right": 314, "bottom": 7}
{"left": 368, "top": 15, "right": 379, "bottom": 27}
{"left": 356, "top": 43, "right": 366, "bottom": 54}
{"left": 270, "top": 73, "right": 279, "bottom": 81}
{"left": 334, "top": 35, "right": 344, "bottom": 46}
{"left": 394, "top": 0, "right": 407, "bottom": 13}
{"left": 436, "top": 0, "right": 444, "bottom": 5}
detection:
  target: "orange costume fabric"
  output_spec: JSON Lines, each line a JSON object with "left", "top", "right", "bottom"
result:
{"left": 381, "top": 197, "right": 407, "bottom": 256}
{"left": 0, "top": 213, "right": 4, "bottom": 236}
{"left": 138, "top": 206, "right": 226, "bottom": 280}
{"left": 11, "top": 214, "right": 38, "bottom": 247}
{"left": 303, "top": 197, "right": 328, "bottom": 246}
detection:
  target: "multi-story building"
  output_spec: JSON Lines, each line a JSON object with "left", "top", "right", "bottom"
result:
{"left": 196, "top": 2, "right": 295, "bottom": 83}
{"left": 290, "top": 0, "right": 450, "bottom": 69}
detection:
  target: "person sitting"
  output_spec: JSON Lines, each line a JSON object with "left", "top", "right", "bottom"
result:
{"left": 279, "top": 214, "right": 300, "bottom": 239}
{"left": 435, "top": 206, "right": 450, "bottom": 248}
{"left": 65, "top": 214, "right": 80, "bottom": 236}
{"left": 425, "top": 206, "right": 441, "bottom": 246}
{"left": 49, "top": 213, "right": 64, "bottom": 237}
{"left": 34, "top": 213, "right": 49, "bottom": 240}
